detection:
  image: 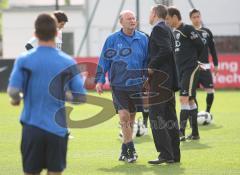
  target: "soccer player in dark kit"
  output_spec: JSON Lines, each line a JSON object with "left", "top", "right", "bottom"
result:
{"left": 190, "top": 9, "right": 218, "bottom": 115}
{"left": 166, "top": 7, "right": 204, "bottom": 141}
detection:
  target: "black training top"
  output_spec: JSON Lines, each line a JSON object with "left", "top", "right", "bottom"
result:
{"left": 173, "top": 23, "right": 204, "bottom": 74}
{"left": 196, "top": 27, "right": 218, "bottom": 67}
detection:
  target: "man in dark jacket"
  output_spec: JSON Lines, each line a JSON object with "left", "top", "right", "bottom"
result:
{"left": 147, "top": 4, "right": 180, "bottom": 164}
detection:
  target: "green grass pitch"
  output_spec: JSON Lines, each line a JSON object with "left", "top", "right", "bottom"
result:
{"left": 0, "top": 91, "right": 240, "bottom": 175}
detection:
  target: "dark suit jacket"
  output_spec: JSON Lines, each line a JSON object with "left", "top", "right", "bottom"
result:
{"left": 148, "top": 21, "right": 179, "bottom": 92}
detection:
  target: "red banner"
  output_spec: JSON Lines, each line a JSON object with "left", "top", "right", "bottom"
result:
{"left": 211, "top": 54, "right": 240, "bottom": 88}
{"left": 75, "top": 57, "right": 111, "bottom": 90}
{"left": 75, "top": 54, "right": 240, "bottom": 90}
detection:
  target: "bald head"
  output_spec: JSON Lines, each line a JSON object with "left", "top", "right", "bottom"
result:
{"left": 119, "top": 10, "right": 137, "bottom": 35}
{"left": 119, "top": 10, "right": 136, "bottom": 21}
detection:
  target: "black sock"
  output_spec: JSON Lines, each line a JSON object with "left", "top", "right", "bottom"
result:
{"left": 142, "top": 111, "right": 149, "bottom": 127}
{"left": 126, "top": 141, "right": 135, "bottom": 152}
{"left": 206, "top": 93, "right": 214, "bottom": 113}
{"left": 189, "top": 99, "right": 198, "bottom": 128}
{"left": 179, "top": 109, "right": 189, "bottom": 136}
{"left": 121, "top": 143, "right": 127, "bottom": 155}
{"left": 189, "top": 109, "right": 199, "bottom": 136}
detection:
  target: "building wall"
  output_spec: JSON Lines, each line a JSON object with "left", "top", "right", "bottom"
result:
{"left": 2, "top": 6, "right": 86, "bottom": 58}
{"left": 174, "top": 0, "right": 240, "bottom": 36}
{"left": 9, "top": 0, "right": 84, "bottom": 6}
{"left": 2, "top": 0, "right": 240, "bottom": 58}
{"left": 76, "top": 0, "right": 240, "bottom": 57}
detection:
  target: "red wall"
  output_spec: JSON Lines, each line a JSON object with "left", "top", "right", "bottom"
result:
{"left": 75, "top": 54, "right": 240, "bottom": 90}
{"left": 75, "top": 57, "right": 110, "bottom": 90}
{"left": 210, "top": 54, "right": 240, "bottom": 88}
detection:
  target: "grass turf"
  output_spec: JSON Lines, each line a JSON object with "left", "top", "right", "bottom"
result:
{"left": 0, "top": 91, "right": 240, "bottom": 175}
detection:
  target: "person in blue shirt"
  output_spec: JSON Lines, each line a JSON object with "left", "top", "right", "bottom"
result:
{"left": 95, "top": 10, "right": 148, "bottom": 163}
{"left": 8, "top": 14, "right": 85, "bottom": 175}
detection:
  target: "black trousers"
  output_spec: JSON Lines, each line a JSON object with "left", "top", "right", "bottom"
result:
{"left": 149, "top": 92, "right": 180, "bottom": 161}
{"left": 147, "top": 69, "right": 180, "bottom": 160}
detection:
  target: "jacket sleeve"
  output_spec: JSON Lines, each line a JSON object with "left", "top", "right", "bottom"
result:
{"left": 68, "top": 60, "right": 87, "bottom": 103}
{"left": 8, "top": 57, "right": 24, "bottom": 91}
{"left": 148, "top": 26, "right": 173, "bottom": 69}
{"left": 206, "top": 28, "right": 218, "bottom": 67}
{"left": 142, "top": 35, "right": 149, "bottom": 78}
{"left": 95, "top": 37, "right": 113, "bottom": 84}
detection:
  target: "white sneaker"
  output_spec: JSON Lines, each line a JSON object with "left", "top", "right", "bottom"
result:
{"left": 69, "top": 135, "right": 75, "bottom": 139}
{"left": 143, "top": 127, "right": 148, "bottom": 136}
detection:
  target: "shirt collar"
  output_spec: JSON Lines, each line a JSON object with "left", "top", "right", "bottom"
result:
{"left": 153, "top": 19, "right": 165, "bottom": 27}
{"left": 118, "top": 29, "right": 140, "bottom": 40}
{"left": 176, "top": 22, "right": 184, "bottom": 30}
{"left": 195, "top": 25, "right": 203, "bottom": 30}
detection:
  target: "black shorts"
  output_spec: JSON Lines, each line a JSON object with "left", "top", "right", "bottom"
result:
{"left": 198, "top": 69, "right": 214, "bottom": 89}
{"left": 21, "top": 124, "right": 68, "bottom": 174}
{"left": 179, "top": 66, "right": 199, "bottom": 98}
{"left": 112, "top": 87, "right": 143, "bottom": 113}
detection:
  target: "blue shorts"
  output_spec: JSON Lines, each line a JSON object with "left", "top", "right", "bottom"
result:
{"left": 21, "top": 124, "right": 68, "bottom": 174}
{"left": 112, "top": 87, "right": 144, "bottom": 113}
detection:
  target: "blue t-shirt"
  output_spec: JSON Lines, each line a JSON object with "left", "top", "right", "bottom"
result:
{"left": 95, "top": 29, "right": 149, "bottom": 91}
{"left": 8, "top": 46, "right": 86, "bottom": 137}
